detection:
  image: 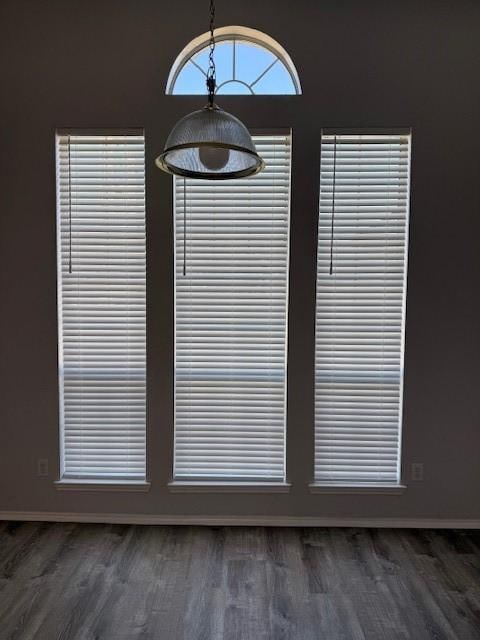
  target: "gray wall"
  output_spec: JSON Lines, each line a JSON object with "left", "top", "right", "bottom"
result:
{"left": 1, "top": 0, "right": 479, "bottom": 521}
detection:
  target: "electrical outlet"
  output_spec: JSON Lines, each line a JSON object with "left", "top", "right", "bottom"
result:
{"left": 411, "top": 462, "right": 424, "bottom": 481}
{"left": 37, "top": 458, "right": 49, "bottom": 477}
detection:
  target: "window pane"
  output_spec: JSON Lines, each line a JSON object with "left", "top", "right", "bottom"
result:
{"left": 315, "top": 133, "right": 411, "bottom": 485}
{"left": 174, "top": 134, "right": 291, "bottom": 482}
{"left": 252, "top": 62, "right": 296, "bottom": 95}
{"left": 216, "top": 80, "right": 252, "bottom": 95}
{"left": 56, "top": 133, "right": 146, "bottom": 480}
{"left": 171, "top": 37, "right": 299, "bottom": 95}
{"left": 172, "top": 61, "right": 206, "bottom": 95}
{"left": 234, "top": 41, "right": 276, "bottom": 84}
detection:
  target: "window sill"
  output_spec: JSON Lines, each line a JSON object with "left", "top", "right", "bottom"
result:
{"left": 168, "top": 481, "right": 291, "bottom": 494}
{"left": 309, "top": 483, "right": 407, "bottom": 495}
{"left": 55, "top": 479, "right": 151, "bottom": 492}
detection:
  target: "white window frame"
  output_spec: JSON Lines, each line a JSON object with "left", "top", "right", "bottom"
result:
{"left": 166, "top": 25, "right": 302, "bottom": 95}
{"left": 55, "top": 130, "right": 148, "bottom": 489}
{"left": 170, "top": 131, "right": 292, "bottom": 490}
{"left": 312, "top": 128, "right": 411, "bottom": 492}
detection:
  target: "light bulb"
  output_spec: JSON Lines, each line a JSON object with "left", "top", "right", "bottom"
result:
{"left": 199, "top": 145, "right": 230, "bottom": 171}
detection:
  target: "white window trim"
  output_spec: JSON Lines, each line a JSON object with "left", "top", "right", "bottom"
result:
{"left": 54, "top": 479, "right": 151, "bottom": 492}
{"left": 309, "top": 482, "right": 407, "bottom": 495}
{"left": 168, "top": 481, "right": 291, "bottom": 494}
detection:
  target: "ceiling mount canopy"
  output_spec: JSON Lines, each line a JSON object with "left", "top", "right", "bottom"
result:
{"left": 156, "top": 0, "right": 264, "bottom": 180}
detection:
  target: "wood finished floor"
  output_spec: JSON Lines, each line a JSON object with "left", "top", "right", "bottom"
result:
{"left": 0, "top": 523, "right": 479, "bottom": 639}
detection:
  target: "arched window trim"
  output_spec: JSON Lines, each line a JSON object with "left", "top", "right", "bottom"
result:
{"left": 166, "top": 25, "right": 302, "bottom": 95}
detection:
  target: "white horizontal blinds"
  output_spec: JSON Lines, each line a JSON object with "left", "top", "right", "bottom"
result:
{"left": 174, "top": 134, "right": 291, "bottom": 482}
{"left": 315, "top": 133, "right": 411, "bottom": 484}
{"left": 56, "top": 133, "right": 146, "bottom": 480}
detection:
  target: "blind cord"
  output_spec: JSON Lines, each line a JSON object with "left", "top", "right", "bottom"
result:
{"left": 329, "top": 135, "right": 337, "bottom": 276}
{"left": 68, "top": 136, "right": 73, "bottom": 274}
{"left": 183, "top": 177, "right": 187, "bottom": 276}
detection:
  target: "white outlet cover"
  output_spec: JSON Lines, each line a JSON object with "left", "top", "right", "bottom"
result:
{"left": 411, "top": 463, "right": 424, "bottom": 481}
{"left": 37, "top": 459, "right": 49, "bottom": 476}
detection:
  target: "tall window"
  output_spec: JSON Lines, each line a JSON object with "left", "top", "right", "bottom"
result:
{"left": 167, "top": 26, "right": 301, "bottom": 95}
{"left": 56, "top": 132, "right": 146, "bottom": 481}
{"left": 315, "top": 131, "right": 411, "bottom": 486}
{"left": 174, "top": 133, "right": 291, "bottom": 483}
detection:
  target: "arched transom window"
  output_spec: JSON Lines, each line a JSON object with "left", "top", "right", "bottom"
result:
{"left": 167, "top": 26, "right": 301, "bottom": 95}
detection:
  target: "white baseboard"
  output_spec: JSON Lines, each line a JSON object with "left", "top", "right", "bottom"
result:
{"left": 0, "top": 511, "right": 479, "bottom": 529}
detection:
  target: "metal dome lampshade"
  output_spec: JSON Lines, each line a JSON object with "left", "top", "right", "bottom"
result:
{"left": 155, "top": 0, "right": 264, "bottom": 180}
{"left": 156, "top": 105, "right": 264, "bottom": 179}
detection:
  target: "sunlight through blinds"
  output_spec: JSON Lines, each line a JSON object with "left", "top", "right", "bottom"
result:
{"left": 315, "top": 132, "right": 411, "bottom": 485}
{"left": 174, "top": 134, "right": 291, "bottom": 482}
{"left": 56, "top": 133, "right": 146, "bottom": 480}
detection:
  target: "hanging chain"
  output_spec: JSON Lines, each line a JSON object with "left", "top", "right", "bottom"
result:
{"left": 206, "top": 0, "right": 216, "bottom": 105}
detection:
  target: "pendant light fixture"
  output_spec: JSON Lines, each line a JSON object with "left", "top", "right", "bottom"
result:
{"left": 156, "top": 0, "right": 264, "bottom": 179}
